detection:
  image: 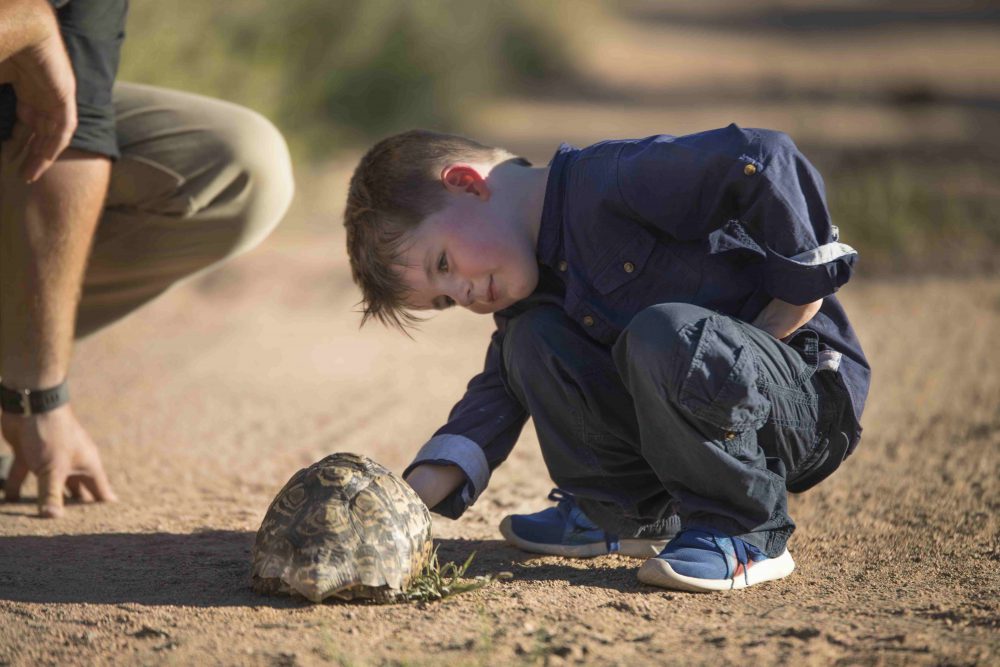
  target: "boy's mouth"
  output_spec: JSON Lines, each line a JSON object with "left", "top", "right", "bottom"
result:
{"left": 487, "top": 275, "right": 496, "bottom": 303}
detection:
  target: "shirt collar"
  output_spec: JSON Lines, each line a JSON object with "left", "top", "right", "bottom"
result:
{"left": 536, "top": 143, "right": 576, "bottom": 269}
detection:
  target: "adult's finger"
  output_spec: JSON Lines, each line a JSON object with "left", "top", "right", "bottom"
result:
{"left": 37, "top": 467, "right": 67, "bottom": 518}
{"left": 16, "top": 106, "right": 75, "bottom": 183}
{"left": 18, "top": 119, "right": 58, "bottom": 184}
{"left": 3, "top": 457, "right": 30, "bottom": 502}
{"left": 66, "top": 476, "right": 90, "bottom": 501}
{"left": 80, "top": 465, "right": 117, "bottom": 503}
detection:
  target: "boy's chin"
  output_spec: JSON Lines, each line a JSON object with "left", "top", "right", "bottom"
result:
{"left": 468, "top": 303, "right": 502, "bottom": 315}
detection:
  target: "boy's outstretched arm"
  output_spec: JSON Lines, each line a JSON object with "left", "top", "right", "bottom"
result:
{"left": 405, "top": 463, "right": 466, "bottom": 509}
{"left": 752, "top": 297, "right": 823, "bottom": 340}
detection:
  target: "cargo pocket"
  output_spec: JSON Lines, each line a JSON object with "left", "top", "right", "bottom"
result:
{"left": 677, "top": 316, "right": 771, "bottom": 434}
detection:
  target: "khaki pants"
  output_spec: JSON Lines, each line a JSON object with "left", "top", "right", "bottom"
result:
{"left": 1, "top": 82, "right": 294, "bottom": 343}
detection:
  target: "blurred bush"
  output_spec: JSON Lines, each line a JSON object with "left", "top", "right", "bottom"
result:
{"left": 120, "top": 0, "right": 580, "bottom": 158}
{"left": 825, "top": 155, "right": 1000, "bottom": 274}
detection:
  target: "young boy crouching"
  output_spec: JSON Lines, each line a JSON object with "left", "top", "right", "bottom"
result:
{"left": 343, "top": 126, "right": 869, "bottom": 592}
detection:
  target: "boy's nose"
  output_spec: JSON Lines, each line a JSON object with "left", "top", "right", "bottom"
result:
{"left": 451, "top": 280, "right": 474, "bottom": 308}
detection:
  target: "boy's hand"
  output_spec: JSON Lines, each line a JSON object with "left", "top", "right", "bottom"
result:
{"left": 404, "top": 463, "right": 466, "bottom": 509}
{"left": 752, "top": 297, "right": 823, "bottom": 340}
{"left": 1, "top": 405, "right": 116, "bottom": 517}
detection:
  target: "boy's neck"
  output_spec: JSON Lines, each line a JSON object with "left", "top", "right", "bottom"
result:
{"left": 487, "top": 159, "right": 550, "bottom": 252}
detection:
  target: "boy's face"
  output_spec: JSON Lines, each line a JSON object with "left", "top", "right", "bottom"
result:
{"left": 395, "top": 174, "right": 539, "bottom": 315}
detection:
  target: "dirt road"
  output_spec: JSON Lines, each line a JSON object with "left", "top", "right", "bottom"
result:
{"left": 2, "top": 2, "right": 999, "bottom": 664}
{"left": 1, "top": 205, "right": 997, "bottom": 664}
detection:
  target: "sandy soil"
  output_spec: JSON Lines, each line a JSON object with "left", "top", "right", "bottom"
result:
{"left": 2, "top": 2, "right": 999, "bottom": 666}
{"left": 1, "top": 195, "right": 997, "bottom": 666}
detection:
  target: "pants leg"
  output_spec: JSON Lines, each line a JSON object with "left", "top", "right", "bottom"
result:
{"left": 502, "top": 305, "right": 678, "bottom": 539}
{"left": 75, "top": 82, "right": 294, "bottom": 338}
{"left": 613, "top": 302, "right": 841, "bottom": 558}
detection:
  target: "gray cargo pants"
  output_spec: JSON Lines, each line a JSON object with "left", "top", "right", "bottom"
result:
{"left": 503, "top": 303, "right": 852, "bottom": 557}
{"left": 0, "top": 82, "right": 293, "bottom": 343}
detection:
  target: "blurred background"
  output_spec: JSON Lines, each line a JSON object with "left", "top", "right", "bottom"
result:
{"left": 121, "top": 0, "right": 1000, "bottom": 275}
{"left": 3, "top": 6, "right": 998, "bottom": 662}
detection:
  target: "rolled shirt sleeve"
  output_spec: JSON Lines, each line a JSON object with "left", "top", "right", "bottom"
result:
{"left": 403, "top": 324, "right": 529, "bottom": 519}
{"left": 740, "top": 128, "right": 857, "bottom": 304}
{"left": 616, "top": 124, "right": 857, "bottom": 306}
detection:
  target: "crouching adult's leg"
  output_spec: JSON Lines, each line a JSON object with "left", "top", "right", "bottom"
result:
{"left": 500, "top": 305, "right": 678, "bottom": 557}
{"left": 614, "top": 303, "right": 837, "bottom": 590}
{"left": 75, "top": 82, "right": 294, "bottom": 338}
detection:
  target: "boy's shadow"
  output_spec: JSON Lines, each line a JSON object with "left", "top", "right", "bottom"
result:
{"left": 0, "top": 531, "right": 643, "bottom": 607}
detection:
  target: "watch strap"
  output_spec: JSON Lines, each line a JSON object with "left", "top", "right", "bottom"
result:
{"left": 0, "top": 381, "right": 70, "bottom": 416}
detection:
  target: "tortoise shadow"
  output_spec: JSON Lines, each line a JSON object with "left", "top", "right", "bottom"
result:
{"left": 0, "top": 532, "right": 648, "bottom": 607}
{"left": 0, "top": 529, "right": 288, "bottom": 608}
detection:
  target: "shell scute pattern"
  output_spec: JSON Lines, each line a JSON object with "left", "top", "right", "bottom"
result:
{"left": 251, "top": 452, "right": 432, "bottom": 602}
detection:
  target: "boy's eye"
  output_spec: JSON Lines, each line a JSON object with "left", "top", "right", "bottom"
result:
{"left": 437, "top": 253, "right": 449, "bottom": 273}
{"left": 433, "top": 296, "right": 455, "bottom": 310}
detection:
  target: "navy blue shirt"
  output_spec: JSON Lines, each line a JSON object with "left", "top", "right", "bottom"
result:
{"left": 406, "top": 124, "right": 871, "bottom": 519}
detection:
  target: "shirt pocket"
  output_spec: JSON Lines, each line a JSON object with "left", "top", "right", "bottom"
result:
{"left": 590, "top": 223, "right": 702, "bottom": 301}
{"left": 591, "top": 225, "right": 656, "bottom": 295}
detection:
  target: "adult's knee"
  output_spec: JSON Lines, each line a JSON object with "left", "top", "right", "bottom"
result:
{"left": 114, "top": 86, "right": 294, "bottom": 260}
{"left": 212, "top": 105, "right": 294, "bottom": 257}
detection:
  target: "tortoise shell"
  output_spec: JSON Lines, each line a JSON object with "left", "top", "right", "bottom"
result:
{"left": 251, "top": 453, "right": 432, "bottom": 602}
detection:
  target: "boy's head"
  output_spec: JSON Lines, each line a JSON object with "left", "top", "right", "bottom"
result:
{"left": 344, "top": 130, "right": 543, "bottom": 330}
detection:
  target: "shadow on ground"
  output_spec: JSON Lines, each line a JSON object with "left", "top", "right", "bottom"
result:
{"left": 0, "top": 530, "right": 265, "bottom": 607}
{"left": 0, "top": 533, "right": 643, "bottom": 607}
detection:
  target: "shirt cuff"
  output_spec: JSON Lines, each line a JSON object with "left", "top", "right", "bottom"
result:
{"left": 765, "top": 242, "right": 858, "bottom": 305}
{"left": 404, "top": 433, "right": 491, "bottom": 509}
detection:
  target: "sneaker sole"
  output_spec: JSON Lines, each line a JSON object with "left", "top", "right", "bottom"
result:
{"left": 637, "top": 549, "right": 796, "bottom": 592}
{"left": 499, "top": 516, "right": 667, "bottom": 559}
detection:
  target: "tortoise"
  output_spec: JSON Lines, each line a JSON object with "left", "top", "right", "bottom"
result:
{"left": 251, "top": 452, "right": 433, "bottom": 603}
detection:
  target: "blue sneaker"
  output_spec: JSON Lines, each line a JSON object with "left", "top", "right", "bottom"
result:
{"left": 499, "top": 489, "right": 669, "bottom": 558}
{"left": 637, "top": 528, "right": 795, "bottom": 592}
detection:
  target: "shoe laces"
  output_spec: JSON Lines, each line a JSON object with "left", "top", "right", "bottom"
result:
{"left": 730, "top": 536, "right": 752, "bottom": 584}
{"left": 692, "top": 529, "right": 762, "bottom": 585}
{"left": 547, "top": 488, "right": 600, "bottom": 532}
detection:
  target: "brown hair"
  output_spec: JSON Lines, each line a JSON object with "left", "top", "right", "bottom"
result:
{"left": 344, "top": 129, "right": 515, "bottom": 330}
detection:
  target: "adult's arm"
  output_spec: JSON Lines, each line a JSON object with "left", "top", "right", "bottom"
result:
{"left": 0, "top": 0, "right": 119, "bottom": 517}
{"left": 0, "top": 0, "right": 76, "bottom": 183}
{"left": 1, "top": 147, "right": 115, "bottom": 517}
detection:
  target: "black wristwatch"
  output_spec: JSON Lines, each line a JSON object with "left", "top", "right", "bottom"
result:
{"left": 0, "top": 380, "right": 70, "bottom": 416}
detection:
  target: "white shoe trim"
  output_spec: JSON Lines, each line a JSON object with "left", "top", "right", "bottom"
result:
{"left": 637, "top": 549, "right": 795, "bottom": 592}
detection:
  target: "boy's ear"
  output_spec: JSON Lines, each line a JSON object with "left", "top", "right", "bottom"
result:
{"left": 440, "top": 164, "right": 490, "bottom": 200}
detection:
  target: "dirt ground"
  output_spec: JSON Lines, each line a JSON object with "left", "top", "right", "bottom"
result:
{"left": 2, "top": 2, "right": 999, "bottom": 666}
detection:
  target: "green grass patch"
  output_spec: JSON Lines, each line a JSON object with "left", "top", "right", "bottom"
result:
{"left": 405, "top": 547, "right": 512, "bottom": 604}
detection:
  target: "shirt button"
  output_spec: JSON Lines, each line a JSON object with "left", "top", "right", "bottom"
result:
{"left": 724, "top": 431, "right": 736, "bottom": 441}
{"left": 582, "top": 315, "right": 594, "bottom": 327}
{"left": 558, "top": 260, "right": 568, "bottom": 272}
{"left": 623, "top": 261, "right": 635, "bottom": 273}
{"left": 743, "top": 163, "right": 757, "bottom": 176}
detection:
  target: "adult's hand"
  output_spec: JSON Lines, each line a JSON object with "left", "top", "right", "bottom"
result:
{"left": 0, "top": 30, "right": 77, "bottom": 183}
{"left": 1, "top": 406, "right": 116, "bottom": 518}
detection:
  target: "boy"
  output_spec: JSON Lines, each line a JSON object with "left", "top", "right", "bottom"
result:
{"left": 344, "top": 125, "right": 869, "bottom": 592}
